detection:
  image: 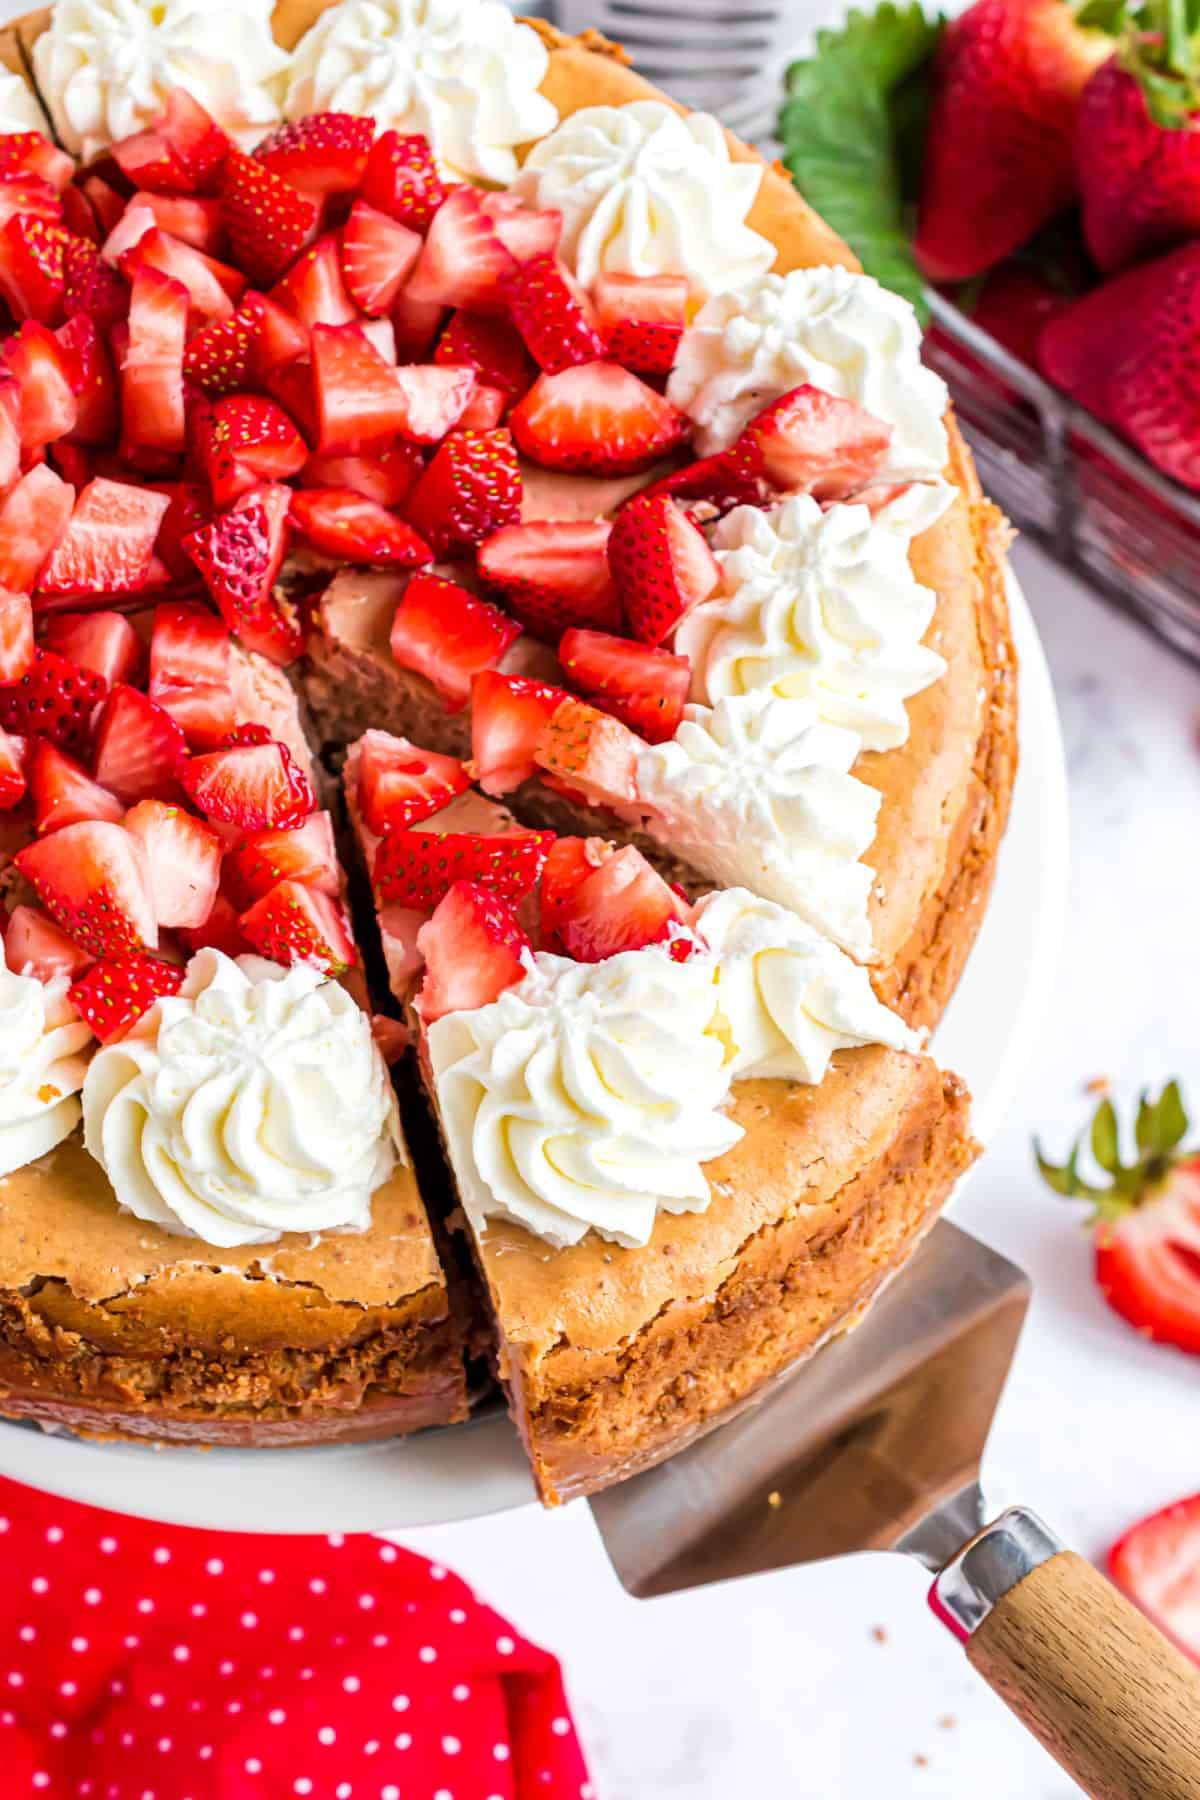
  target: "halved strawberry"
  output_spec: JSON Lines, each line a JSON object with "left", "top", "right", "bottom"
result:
{"left": 406, "top": 185, "right": 516, "bottom": 316}
{"left": 121, "top": 265, "right": 188, "bottom": 456}
{"left": 0, "top": 587, "right": 33, "bottom": 684}
{"left": 405, "top": 427, "right": 522, "bottom": 555}
{"left": 355, "top": 730, "right": 470, "bottom": 836}
{"left": 222, "top": 810, "right": 339, "bottom": 911}
{"left": 559, "top": 627, "right": 689, "bottom": 743}
{"left": 92, "top": 683, "right": 187, "bottom": 803}
{"left": 389, "top": 571, "right": 521, "bottom": 712}
{"left": 183, "top": 310, "right": 256, "bottom": 397}
{"left": 112, "top": 87, "right": 230, "bottom": 195}
{"left": 0, "top": 466, "right": 76, "bottom": 592}
{"left": 2, "top": 904, "right": 93, "bottom": 981}
{"left": 61, "top": 234, "right": 128, "bottom": 332}
{"left": 148, "top": 599, "right": 234, "bottom": 748}
{"left": 16, "top": 819, "right": 158, "bottom": 956}
{"left": 2, "top": 321, "right": 78, "bottom": 450}
{"left": 221, "top": 149, "right": 320, "bottom": 284}
{"left": 374, "top": 825, "right": 554, "bottom": 912}
{"left": 361, "top": 131, "right": 445, "bottom": 233}
{"left": 271, "top": 232, "right": 357, "bottom": 335}
{"left": 255, "top": 113, "right": 374, "bottom": 199}
{"left": 477, "top": 520, "right": 621, "bottom": 641}
{"left": 176, "top": 891, "right": 252, "bottom": 961}
{"left": 311, "top": 321, "right": 413, "bottom": 454}
{"left": 183, "top": 737, "right": 314, "bottom": 830}
{"left": 469, "top": 669, "right": 570, "bottom": 796}
{"left": 45, "top": 610, "right": 143, "bottom": 688}
{"left": 0, "top": 648, "right": 106, "bottom": 754}
{"left": 240, "top": 289, "right": 308, "bottom": 377}
{"left": 391, "top": 286, "right": 445, "bottom": 360}
{"left": 434, "top": 309, "right": 533, "bottom": 403}
{"left": 0, "top": 133, "right": 74, "bottom": 194}
{"left": 458, "top": 384, "right": 505, "bottom": 430}
{"left": 0, "top": 214, "right": 72, "bottom": 324}
{"left": 29, "top": 739, "right": 124, "bottom": 833}
{"left": 70, "top": 955, "right": 185, "bottom": 1042}
{"left": 55, "top": 312, "right": 118, "bottom": 443}
{"left": 196, "top": 394, "right": 307, "bottom": 505}
{"left": 539, "top": 835, "right": 614, "bottom": 954}
{"left": 123, "top": 798, "right": 222, "bottom": 929}
{"left": 726, "top": 384, "right": 893, "bottom": 502}
{"left": 0, "top": 723, "right": 25, "bottom": 809}
{"left": 607, "top": 492, "right": 720, "bottom": 646}
{"left": 415, "top": 880, "right": 530, "bottom": 1024}
{"left": 136, "top": 193, "right": 226, "bottom": 253}
{"left": 593, "top": 272, "right": 688, "bottom": 377}
{"left": 534, "top": 696, "right": 640, "bottom": 807}
{"left": 1110, "top": 1495, "right": 1200, "bottom": 1663}
{"left": 183, "top": 484, "right": 301, "bottom": 664}
{"left": 240, "top": 878, "right": 356, "bottom": 975}
{"left": 37, "top": 477, "right": 171, "bottom": 598}
{"left": 504, "top": 255, "right": 606, "bottom": 374}
{"left": 510, "top": 361, "right": 689, "bottom": 476}
{"left": 123, "top": 228, "right": 242, "bottom": 323}
{"left": 555, "top": 843, "right": 691, "bottom": 963}
{"left": 341, "top": 202, "right": 422, "bottom": 316}
{"left": 300, "top": 443, "right": 422, "bottom": 508}
{"left": 479, "top": 191, "right": 562, "bottom": 263}
{"left": 289, "top": 488, "right": 432, "bottom": 567}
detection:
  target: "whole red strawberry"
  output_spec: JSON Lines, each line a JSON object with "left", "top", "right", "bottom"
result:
{"left": 915, "top": 0, "right": 1115, "bottom": 282}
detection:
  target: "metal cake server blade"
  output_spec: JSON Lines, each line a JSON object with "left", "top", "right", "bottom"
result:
{"left": 591, "top": 1222, "right": 1200, "bottom": 1800}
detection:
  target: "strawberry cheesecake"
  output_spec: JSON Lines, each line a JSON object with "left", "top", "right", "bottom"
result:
{"left": 0, "top": 0, "right": 1016, "bottom": 1495}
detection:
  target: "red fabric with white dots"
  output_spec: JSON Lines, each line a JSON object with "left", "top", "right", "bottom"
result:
{"left": 0, "top": 1475, "right": 593, "bottom": 1800}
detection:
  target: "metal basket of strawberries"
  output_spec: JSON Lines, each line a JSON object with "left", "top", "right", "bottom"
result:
{"left": 779, "top": 0, "right": 1200, "bottom": 664}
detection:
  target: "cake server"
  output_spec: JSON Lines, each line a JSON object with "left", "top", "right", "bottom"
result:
{"left": 590, "top": 1220, "right": 1200, "bottom": 1800}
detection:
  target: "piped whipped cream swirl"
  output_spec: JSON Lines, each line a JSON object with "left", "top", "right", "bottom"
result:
{"left": 667, "top": 266, "right": 950, "bottom": 473}
{"left": 0, "top": 68, "right": 49, "bottom": 134}
{"left": 82, "top": 950, "right": 402, "bottom": 1248}
{"left": 33, "top": 0, "right": 288, "bottom": 159}
{"left": 0, "top": 937, "right": 94, "bottom": 1179}
{"left": 284, "top": 0, "right": 558, "bottom": 185}
{"left": 510, "top": 101, "right": 775, "bottom": 295}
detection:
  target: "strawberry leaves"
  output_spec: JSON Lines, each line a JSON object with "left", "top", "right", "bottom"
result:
{"left": 1035, "top": 1080, "right": 1194, "bottom": 1221}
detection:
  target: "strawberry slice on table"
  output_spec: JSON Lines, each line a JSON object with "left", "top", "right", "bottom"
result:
{"left": 0, "top": 587, "right": 33, "bottom": 685}
{"left": 148, "top": 599, "right": 234, "bottom": 748}
{"left": 16, "top": 819, "right": 158, "bottom": 956}
{"left": 0, "top": 723, "right": 26, "bottom": 809}
{"left": 123, "top": 798, "right": 222, "bottom": 929}
{"left": 240, "top": 878, "right": 357, "bottom": 974}
{"left": 0, "top": 466, "right": 76, "bottom": 593}
{"left": 2, "top": 905, "right": 93, "bottom": 982}
{"left": 341, "top": 201, "right": 422, "bottom": 316}
{"left": 221, "top": 149, "right": 320, "bottom": 285}
{"left": 310, "top": 321, "right": 413, "bottom": 454}
{"left": 183, "top": 309, "right": 257, "bottom": 397}
{"left": 37, "top": 477, "right": 171, "bottom": 599}
{"left": 355, "top": 730, "right": 471, "bottom": 836}
{"left": 503, "top": 255, "right": 606, "bottom": 374}
{"left": 55, "top": 312, "right": 118, "bottom": 443}
{"left": 405, "top": 427, "right": 522, "bottom": 555}
{"left": 553, "top": 843, "right": 692, "bottom": 963}
{"left": 558, "top": 627, "right": 689, "bottom": 744}
{"left": 593, "top": 272, "right": 688, "bottom": 377}
{"left": 539, "top": 834, "right": 614, "bottom": 954}
{"left": 469, "top": 669, "right": 570, "bottom": 796}
{"left": 255, "top": 112, "right": 374, "bottom": 199}
{"left": 435, "top": 310, "right": 533, "bottom": 405}
{"left": 69, "top": 955, "right": 185, "bottom": 1043}
{"left": 92, "top": 683, "right": 188, "bottom": 804}
{"left": 533, "top": 695, "right": 641, "bottom": 808}
{"left": 197, "top": 394, "right": 308, "bottom": 506}
{"left": 121, "top": 265, "right": 187, "bottom": 456}
{"left": 183, "top": 483, "right": 301, "bottom": 664}
{"left": 373, "top": 825, "right": 555, "bottom": 912}
{"left": 389, "top": 570, "right": 522, "bottom": 712}
{"left": 415, "top": 880, "right": 531, "bottom": 1024}
{"left": 477, "top": 520, "right": 621, "bottom": 642}
{"left": 361, "top": 131, "right": 445, "bottom": 233}
{"left": 2, "top": 321, "right": 78, "bottom": 450}
{"left": 510, "top": 361, "right": 689, "bottom": 476}
{"left": 406, "top": 184, "right": 517, "bottom": 317}
{"left": 222, "top": 810, "right": 340, "bottom": 910}
{"left": 0, "top": 215, "right": 72, "bottom": 325}
{"left": 111, "top": 86, "right": 230, "bottom": 195}
{"left": 183, "top": 736, "right": 314, "bottom": 831}
{"left": 0, "top": 132, "right": 74, "bottom": 193}
{"left": 607, "top": 491, "right": 720, "bottom": 647}
{"left": 300, "top": 444, "right": 422, "bottom": 508}
{"left": 271, "top": 233, "right": 357, "bottom": 334}
{"left": 290, "top": 487, "right": 432, "bottom": 567}
{"left": 0, "top": 648, "right": 107, "bottom": 754}
{"left": 29, "top": 740, "right": 124, "bottom": 834}
{"left": 45, "top": 609, "right": 143, "bottom": 688}
{"left": 479, "top": 191, "right": 562, "bottom": 263}
{"left": 1110, "top": 1494, "right": 1200, "bottom": 1663}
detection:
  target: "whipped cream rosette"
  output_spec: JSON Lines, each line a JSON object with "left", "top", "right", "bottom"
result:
{"left": 0, "top": 937, "right": 94, "bottom": 1179}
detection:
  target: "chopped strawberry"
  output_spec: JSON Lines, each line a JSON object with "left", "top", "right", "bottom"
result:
{"left": 37, "top": 477, "right": 171, "bottom": 598}
{"left": 221, "top": 810, "right": 339, "bottom": 910}
{"left": 47, "top": 440, "right": 91, "bottom": 491}
{"left": 70, "top": 955, "right": 185, "bottom": 1042}
{"left": 374, "top": 825, "right": 554, "bottom": 912}
{"left": 310, "top": 321, "right": 414, "bottom": 454}
{"left": 255, "top": 113, "right": 374, "bottom": 199}
{"left": 240, "top": 878, "right": 357, "bottom": 975}
{"left": 607, "top": 492, "right": 720, "bottom": 646}
{"left": 415, "top": 880, "right": 530, "bottom": 1023}
{"left": 196, "top": 393, "right": 307, "bottom": 505}
{"left": 183, "top": 738, "right": 314, "bottom": 830}
{"left": 78, "top": 175, "right": 126, "bottom": 237}
{"left": 341, "top": 202, "right": 422, "bottom": 315}
{"left": 92, "top": 683, "right": 187, "bottom": 803}
{"left": 0, "top": 214, "right": 72, "bottom": 324}
{"left": 183, "top": 484, "right": 301, "bottom": 664}
{"left": 593, "top": 272, "right": 688, "bottom": 377}
{"left": 458, "top": 384, "right": 505, "bottom": 430}
{"left": 240, "top": 289, "right": 308, "bottom": 377}
{"left": 405, "top": 427, "right": 522, "bottom": 555}
{"left": 555, "top": 843, "right": 691, "bottom": 963}
{"left": 221, "top": 149, "right": 320, "bottom": 284}
{"left": 262, "top": 356, "right": 318, "bottom": 445}
{"left": 477, "top": 520, "right": 621, "bottom": 641}
{"left": 361, "top": 131, "right": 445, "bottom": 234}
{"left": 44, "top": 610, "right": 143, "bottom": 688}
{"left": 271, "top": 232, "right": 357, "bottom": 335}
{"left": 2, "top": 904, "right": 93, "bottom": 981}
{"left": 61, "top": 234, "right": 128, "bottom": 332}
{"left": 559, "top": 627, "right": 689, "bottom": 743}
{"left": 0, "top": 376, "right": 18, "bottom": 489}
{"left": 60, "top": 181, "right": 103, "bottom": 244}
{"left": 176, "top": 891, "right": 252, "bottom": 960}
{"left": 55, "top": 312, "right": 118, "bottom": 443}
{"left": 355, "top": 730, "right": 470, "bottom": 836}
{"left": 435, "top": 309, "right": 533, "bottom": 403}
{"left": 0, "top": 133, "right": 74, "bottom": 194}
{"left": 389, "top": 570, "right": 521, "bottom": 712}
{"left": 148, "top": 599, "right": 235, "bottom": 748}
{"left": 0, "top": 723, "right": 25, "bottom": 809}
{"left": 539, "top": 835, "right": 614, "bottom": 954}
{"left": 392, "top": 363, "right": 476, "bottom": 443}
{"left": 183, "top": 310, "right": 256, "bottom": 396}
{"left": 136, "top": 193, "right": 226, "bottom": 253}
{"left": 0, "top": 173, "right": 61, "bottom": 233}
{"left": 2, "top": 321, "right": 78, "bottom": 450}
{"left": 29, "top": 739, "right": 124, "bottom": 833}
{"left": 289, "top": 488, "right": 432, "bottom": 567}
{"left": 0, "top": 648, "right": 106, "bottom": 754}
{"left": 111, "top": 87, "right": 230, "bottom": 195}
{"left": 0, "top": 466, "right": 76, "bottom": 592}
{"left": 102, "top": 199, "right": 157, "bottom": 267}
{"left": 15, "top": 819, "right": 158, "bottom": 956}
{"left": 479, "top": 191, "right": 562, "bottom": 263}
{"left": 0, "top": 587, "right": 33, "bottom": 685}
{"left": 1110, "top": 1494, "right": 1200, "bottom": 1663}
{"left": 123, "top": 228, "right": 242, "bottom": 323}
{"left": 391, "top": 286, "right": 445, "bottom": 360}
{"left": 726, "top": 384, "right": 893, "bottom": 502}
{"left": 510, "top": 361, "right": 689, "bottom": 476}
{"left": 533, "top": 695, "right": 640, "bottom": 807}
{"left": 504, "top": 255, "right": 607, "bottom": 374}
{"left": 121, "top": 265, "right": 188, "bottom": 456}
{"left": 300, "top": 443, "right": 422, "bottom": 508}
{"left": 123, "top": 798, "right": 222, "bottom": 929}
{"left": 469, "top": 669, "right": 570, "bottom": 795}
{"left": 406, "top": 185, "right": 516, "bottom": 317}
{"left": 148, "top": 480, "right": 211, "bottom": 581}
{"left": 359, "top": 315, "right": 397, "bottom": 364}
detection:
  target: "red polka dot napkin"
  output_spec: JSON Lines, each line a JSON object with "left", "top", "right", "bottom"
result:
{"left": 0, "top": 1474, "right": 594, "bottom": 1800}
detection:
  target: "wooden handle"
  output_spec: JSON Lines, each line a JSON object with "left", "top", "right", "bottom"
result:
{"left": 966, "top": 1549, "right": 1200, "bottom": 1800}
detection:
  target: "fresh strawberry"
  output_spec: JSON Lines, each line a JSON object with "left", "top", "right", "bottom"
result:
{"left": 37, "top": 477, "right": 171, "bottom": 598}
{"left": 221, "top": 810, "right": 339, "bottom": 910}
{"left": 92, "top": 683, "right": 187, "bottom": 803}
{"left": 389, "top": 570, "right": 521, "bottom": 711}
{"left": 0, "top": 587, "right": 33, "bottom": 684}
{"left": 0, "top": 648, "right": 106, "bottom": 754}
{"left": 726, "top": 385, "right": 893, "bottom": 503}
{"left": 341, "top": 201, "right": 422, "bottom": 315}
{"left": 0, "top": 214, "right": 72, "bottom": 324}
{"left": 240, "top": 289, "right": 308, "bottom": 377}
{"left": 176, "top": 890, "right": 252, "bottom": 960}
{"left": 952, "top": 262, "right": 1076, "bottom": 377}
{"left": 16, "top": 819, "right": 158, "bottom": 956}
{"left": 510, "top": 361, "right": 689, "bottom": 476}
{"left": 503, "top": 255, "right": 606, "bottom": 374}
{"left": 914, "top": 0, "right": 1115, "bottom": 281}
{"left": 0, "top": 173, "right": 61, "bottom": 232}
{"left": 45, "top": 610, "right": 143, "bottom": 688}
{"left": 69, "top": 954, "right": 184, "bottom": 1042}
{"left": 121, "top": 265, "right": 188, "bottom": 456}
{"left": 183, "top": 484, "right": 301, "bottom": 663}
{"left": 255, "top": 113, "right": 374, "bottom": 199}
{"left": 111, "top": 87, "right": 230, "bottom": 195}
{"left": 607, "top": 492, "right": 719, "bottom": 646}
{"left": 477, "top": 520, "right": 621, "bottom": 641}
{"left": 361, "top": 131, "right": 445, "bottom": 233}
{"left": 405, "top": 427, "right": 522, "bottom": 555}
{"left": 374, "top": 825, "right": 554, "bottom": 912}
{"left": 1, "top": 904, "right": 93, "bottom": 981}
{"left": 469, "top": 669, "right": 570, "bottom": 795}
{"left": 61, "top": 234, "right": 128, "bottom": 332}
{"left": 435, "top": 310, "right": 533, "bottom": 404}
{"left": 533, "top": 695, "right": 641, "bottom": 807}
{"left": 355, "top": 730, "right": 471, "bottom": 836}
{"left": 271, "top": 233, "right": 357, "bottom": 334}
{"left": 310, "top": 321, "right": 414, "bottom": 454}
{"left": 239, "top": 878, "right": 356, "bottom": 974}
{"left": 391, "top": 286, "right": 445, "bottom": 360}
{"left": 558, "top": 628, "right": 689, "bottom": 743}
{"left": 406, "top": 185, "right": 516, "bottom": 316}
{"left": 47, "top": 440, "right": 91, "bottom": 492}
{"left": 391, "top": 364, "right": 477, "bottom": 443}
{"left": 553, "top": 843, "right": 691, "bottom": 963}
{"left": 539, "top": 835, "right": 614, "bottom": 954}
{"left": 183, "top": 737, "right": 314, "bottom": 830}
{"left": 2, "top": 321, "right": 78, "bottom": 450}
{"left": 54, "top": 312, "right": 119, "bottom": 443}
{"left": 148, "top": 480, "right": 211, "bottom": 581}
{"left": 136, "top": 193, "right": 226, "bottom": 253}
{"left": 60, "top": 181, "right": 103, "bottom": 244}
{"left": 262, "top": 356, "right": 318, "bottom": 445}
{"left": 458, "top": 384, "right": 505, "bottom": 430}
{"left": 1110, "top": 1494, "right": 1200, "bottom": 1662}
{"left": 221, "top": 149, "right": 320, "bottom": 284}
{"left": 183, "top": 310, "right": 257, "bottom": 396}
{"left": 299, "top": 443, "right": 423, "bottom": 508}
{"left": 593, "top": 272, "right": 688, "bottom": 377}
{"left": 415, "top": 880, "right": 530, "bottom": 1023}
{"left": 28, "top": 739, "right": 124, "bottom": 833}
{"left": 0, "top": 723, "right": 25, "bottom": 809}
{"left": 0, "top": 466, "right": 76, "bottom": 592}
{"left": 0, "top": 376, "right": 18, "bottom": 488}
{"left": 123, "top": 798, "right": 222, "bottom": 929}
{"left": 0, "top": 132, "right": 74, "bottom": 194}
{"left": 196, "top": 394, "right": 307, "bottom": 505}
{"left": 147, "top": 599, "right": 234, "bottom": 747}
{"left": 479, "top": 191, "right": 562, "bottom": 263}
{"left": 289, "top": 488, "right": 432, "bottom": 567}
{"left": 122, "top": 228, "right": 242, "bottom": 323}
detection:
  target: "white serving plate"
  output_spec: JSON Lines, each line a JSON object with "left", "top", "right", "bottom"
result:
{"left": 0, "top": 578, "right": 1067, "bottom": 1533}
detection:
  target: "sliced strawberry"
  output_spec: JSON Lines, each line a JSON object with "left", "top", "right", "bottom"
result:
{"left": 1110, "top": 1494, "right": 1200, "bottom": 1662}
{"left": 374, "top": 825, "right": 554, "bottom": 912}
{"left": 539, "top": 835, "right": 614, "bottom": 954}
{"left": 29, "top": 739, "right": 124, "bottom": 833}
{"left": 355, "top": 730, "right": 470, "bottom": 836}
{"left": 121, "top": 265, "right": 188, "bottom": 456}
{"left": 504, "top": 255, "right": 606, "bottom": 374}
{"left": 0, "top": 376, "right": 18, "bottom": 490}
{"left": 311, "top": 321, "right": 413, "bottom": 454}
{"left": 392, "top": 364, "right": 476, "bottom": 444}
{"left": 0, "top": 466, "right": 75, "bottom": 592}
{"left": 102, "top": 200, "right": 158, "bottom": 270}
{"left": 37, "top": 477, "right": 171, "bottom": 598}
{"left": 726, "top": 384, "right": 893, "bottom": 502}
{"left": 61, "top": 234, "right": 128, "bottom": 333}
{"left": 47, "top": 440, "right": 91, "bottom": 491}
{"left": 221, "top": 810, "right": 339, "bottom": 911}
{"left": 0, "top": 215, "right": 72, "bottom": 324}
{"left": 534, "top": 695, "right": 640, "bottom": 807}
{"left": 341, "top": 202, "right": 422, "bottom": 316}
{"left": 640, "top": 448, "right": 773, "bottom": 517}
{"left": 44, "top": 610, "right": 143, "bottom": 688}
{"left": 15, "top": 819, "right": 157, "bottom": 956}
{"left": 0, "top": 587, "right": 33, "bottom": 684}
{"left": 2, "top": 321, "right": 78, "bottom": 450}
{"left": 593, "top": 272, "right": 688, "bottom": 377}
{"left": 607, "top": 492, "right": 720, "bottom": 646}
{"left": 511, "top": 361, "right": 689, "bottom": 476}
{"left": 240, "top": 289, "right": 308, "bottom": 377}
{"left": 271, "top": 232, "right": 357, "bottom": 334}
{"left": 123, "top": 798, "right": 222, "bottom": 929}
{"left": 0, "top": 648, "right": 106, "bottom": 754}
{"left": 0, "top": 133, "right": 74, "bottom": 194}
{"left": 405, "top": 427, "right": 522, "bottom": 555}
{"left": 2, "top": 904, "right": 93, "bottom": 981}
{"left": 148, "top": 600, "right": 234, "bottom": 749}
{"left": 148, "top": 480, "right": 211, "bottom": 581}
{"left": 559, "top": 627, "right": 689, "bottom": 743}
{"left": 60, "top": 181, "right": 103, "bottom": 244}
{"left": 416, "top": 880, "right": 530, "bottom": 1024}
{"left": 55, "top": 312, "right": 118, "bottom": 443}
{"left": 435, "top": 309, "right": 533, "bottom": 404}
{"left": 0, "top": 722, "right": 25, "bottom": 809}
{"left": 361, "top": 131, "right": 445, "bottom": 234}
{"left": 457, "top": 384, "right": 504, "bottom": 430}
{"left": 240, "top": 878, "right": 356, "bottom": 975}
{"left": 221, "top": 149, "right": 320, "bottom": 284}
{"left": 183, "top": 310, "right": 256, "bottom": 397}
{"left": 479, "top": 191, "right": 562, "bottom": 263}
{"left": 136, "top": 193, "right": 226, "bottom": 253}
{"left": 196, "top": 393, "right": 307, "bottom": 506}
{"left": 123, "top": 228, "right": 242, "bottom": 323}
{"left": 262, "top": 356, "right": 318, "bottom": 446}
{"left": 111, "top": 87, "right": 229, "bottom": 195}
{"left": 299, "top": 443, "right": 422, "bottom": 508}
{"left": 92, "top": 683, "right": 187, "bottom": 803}
{"left": 255, "top": 113, "right": 374, "bottom": 199}
{"left": 183, "top": 484, "right": 300, "bottom": 664}
{"left": 176, "top": 891, "right": 252, "bottom": 961}
{"left": 0, "top": 173, "right": 61, "bottom": 232}
{"left": 183, "top": 738, "right": 314, "bottom": 830}
{"left": 469, "top": 669, "right": 570, "bottom": 796}
{"left": 391, "top": 286, "right": 445, "bottom": 360}
{"left": 78, "top": 176, "right": 126, "bottom": 239}
{"left": 477, "top": 520, "right": 621, "bottom": 641}
{"left": 70, "top": 955, "right": 184, "bottom": 1042}
{"left": 556, "top": 843, "right": 691, "bottom": 963}
{"left": 389, "top": 570, "right": 521, "bottom": 712}
{"left": 406, "top": 185, "right": 516, "bottom": 317}
{"left": 289, "top": 488, "right": 432, "bottom": 567}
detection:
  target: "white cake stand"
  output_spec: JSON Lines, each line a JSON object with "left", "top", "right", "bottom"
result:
{"left": 0, "top": 577, "right": 1067, "bottom": 1533}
